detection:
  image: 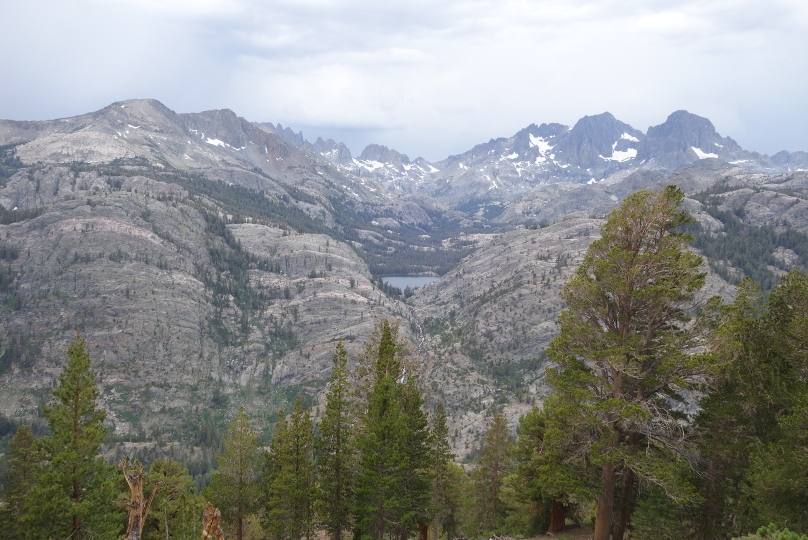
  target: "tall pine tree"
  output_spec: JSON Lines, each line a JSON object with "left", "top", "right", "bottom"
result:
{"left": 204, "top": 407, "right": 260, "bottom": 540}
{"left": 316, "top": 340, "right": 356, "bottom": 540}
{"left": 472, "top": 413, "right": 513, "bottom": 535}
{"left": 0, "top": 425, "right": 39, "bottom": 540}
{"left": 354, "top": 319, "right": 432, "bottom": 540}
{"left": 264, "top": 396, "right": 316, "bottom": 540}
{"left": 429, "top": 403, "right": 454, "bottom": 540}
{"left": 22, "top": 333, "right": 120, "bottom": 540}
{"left": 547, "top": 186, "right": 715, "bottom": 540}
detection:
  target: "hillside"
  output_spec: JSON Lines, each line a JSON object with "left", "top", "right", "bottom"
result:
{"left": 1, "top": 100, "right": 808, "bottom": 460}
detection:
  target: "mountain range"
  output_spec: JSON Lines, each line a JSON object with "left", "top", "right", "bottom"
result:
{"left": 1, "top": 99, "right": 807, "bottom": 459}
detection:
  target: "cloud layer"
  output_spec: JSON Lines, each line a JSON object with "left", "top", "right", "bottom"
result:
{"left": 2, "top": 0, "right": 807, "bottom": 161}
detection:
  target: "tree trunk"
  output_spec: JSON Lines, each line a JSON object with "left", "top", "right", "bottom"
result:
{"left": 202, "top": 502, "right": 225, "bottom": 540}
{"left": 612, "top": 468, "right": 635, "bottom": 540}
{"left": 548, "top": 500, "right": 566, "bottom": 533}
{"left": 418, "top": 521, "right": 429, "bottom": 540}
{"left": 593, "top": 461, "right": 616, "bottom": 540}
{"left": 121, "top": 458, "right": 160, "bottom": 540}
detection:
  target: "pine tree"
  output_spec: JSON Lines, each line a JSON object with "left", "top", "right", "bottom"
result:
{"left": 316, "top": 340, "right": 356, "bottom": 540}
{"left": 204, "top": 407, "right": 260, "bottom": 540}
{"left": 264, "top": 397, "right": 316, "bottom": 540}
{"left": 22, "top": 333, "right": 120, "bottom": 540}
{"left": 696, "top": 271, "right": 808, "bottom": 536}
{"left": 472, "top": 413, "right": 513, "bottom": 535}
{"left": 513, "top": 402, "right": 595, "bottom": 535}
{"left": 546, "top": 186, "right": 715, "bottom": 540}
{"left": 429, "top": 403, "right": 455, "bottom": 540}
{"left": 0, "top": 425, "right": 39, "bottom": 540}
{"left": 354, "top": 318, "right": 432, "bottom": 540}
{"left": 143, "top": 459, "right": 204, "bottom": 540}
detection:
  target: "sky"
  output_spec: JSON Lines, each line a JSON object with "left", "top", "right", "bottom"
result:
{"left": 1, "top": 0, "right": 807, "bottom": 162}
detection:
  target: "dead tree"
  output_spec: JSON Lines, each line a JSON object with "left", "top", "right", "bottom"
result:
{"left": 121, "top": 457, "right": 161, "bottom": 540}
{"left": 202, "top": 502, "right": 225, "bottom": 540}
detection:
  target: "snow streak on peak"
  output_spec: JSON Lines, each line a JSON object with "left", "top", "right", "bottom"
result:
{"left": 600, "top": 142, "right": 637, "bottom": 162}
{"left": 691, "top": 147, "right": 718, "bottom": 159}
{"left": 529, "top": 133, "right": 553, "bottom": 155}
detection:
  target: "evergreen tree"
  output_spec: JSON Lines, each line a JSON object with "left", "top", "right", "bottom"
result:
{"left": 354, "top": 318, "right": 432, "bottom": 540}
{"left": 204, "top": 407, "right": 260, "bottom": 540}
{"left": 316, "top": 340, "right": 356, "bottom": 540}
{"left": 696, "top": 271, "right": 808, "bottom": 536}
{"left": 265, "top": 397, "right": 316, "bottom": 540}
{"left": 0, "top": 425, "right": 39, "bottom": 540}
{"left": 22, "top": 333, "right": 120, "bottom": 540}
{"left": 513, "top": 403, "right": 595, "bottom": 535}
{"left": 429, "top": 403, "right": 454, "bottom": 540}
{"left": 546, "top": 186, "right": 715, "bottom": 540}
{"left": 471, "top": 413, "right": 513, "bottom": 535}
{"left": 143, "top": 459, "right": 205, "bottom": 540}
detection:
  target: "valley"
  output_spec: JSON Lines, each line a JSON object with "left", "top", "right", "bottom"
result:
{"left": 1, "top": 99, "right": 807, "bottom": 464}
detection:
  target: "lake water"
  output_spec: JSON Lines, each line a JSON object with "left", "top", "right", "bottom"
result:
{"left": 382, "top": 276, "right": 440, "bottom": 290}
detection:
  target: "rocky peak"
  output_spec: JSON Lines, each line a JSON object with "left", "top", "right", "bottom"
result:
{"left": 313, "top": 137, "right": 354, "bottom": 167}
{"left": 180, "top": 108, "right": 251, "bottom": 149}
{"left": 638, "top": 110, "right": 743, "bottom": 169}
{"left": 359, "top": 144, "right": 410, "bottom": 166}
{"left": 551, "top": 112, "right": 644, "bottom": 169}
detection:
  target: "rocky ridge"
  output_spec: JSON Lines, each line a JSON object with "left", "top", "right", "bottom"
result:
{"left": 1, "top": 100, "right": 808, "bottom": 459}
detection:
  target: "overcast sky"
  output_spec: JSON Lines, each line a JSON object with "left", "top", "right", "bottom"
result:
{"left": 1, "top": 0, "right": 806, "bottom": 161}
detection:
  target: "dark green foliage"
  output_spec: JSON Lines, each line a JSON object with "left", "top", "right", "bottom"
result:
{"left": 0, "top": 144, "right": 23, "bottom": 185}
{"left": 203, "top": 407, "right": 261, "bottom": 540}
{"left": 471, "top": 414, "right": 514, "bottom": 535}
{"left": 0, "top": 206, "right": 43, "bottom": 224}
{"left": 142, "top": 459, "right": 205, "bottom": 540}
{"left": 734, "top": 524, "right": 808, "bottom": 540}
{"left": 316, "top": 341, "right": 356, "bottom": 540}
{"left": 429, "top": 403, "right": 456, "bottom": 540}
{"left": 22, "top": 334, "right": 121, "bottom": 540}
{"left": 354, "top": 319, "right": 432, "bottom": 540}
{"left": 690, "top": 203, "right": 808, "bottom": 290}
{"left": 195, "top": 211, "right": 278, "bottom": 347}
{"left": 0, "top": 425, "right": 39, "bottom": 540}
{"left": 0, "top": 333, "right": 40, "bottom": 374}
{"left": 264, "top": 397, "right": 316, "bottom": 540}
{"left": 546, "top": 186, "right": 713, "bottom": 540}
{"left": 371, "top": 275, "right": 403, "bottom": 298}
{"left": 696, "top": 272, "right": 808, "bottom": 536}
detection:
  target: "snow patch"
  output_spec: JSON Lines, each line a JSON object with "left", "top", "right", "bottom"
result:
{"left": 206, "top": 138, "right": 228, "bottom": 147}
{"left": 620, "top": 132, "right": 640, "bottom": 142}
{"left": 458, "top": 163, "right": 467, "bottom": 169}
{"left": 600, "top": 143, "right": 637, "bottom": 162}
{"left": 587, "top": 178, "right": 598, "bottom": 184}
{"left": 714, "top": 142, "right": 723, "bottom": 148}
{"left": 692, "top": 147, "right": 718, "bottom": 159}
{"left": 529, "top": 134, "right": 553, "bottom": 155}
{"left": 504, "top": 152, "right": 519, "bottom": 160}
{"left": 127, "top": 124, "right": 141, "bottom": 129}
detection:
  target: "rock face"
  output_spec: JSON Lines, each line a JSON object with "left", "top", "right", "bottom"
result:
{"left": 295, "top": 109, "right": 808, "bottom": 212}
{"left": 638, "top": 110, "right": 746, "bottom": 169}
{"left": 1, "top": 99, "right": 807, "bottom": 459}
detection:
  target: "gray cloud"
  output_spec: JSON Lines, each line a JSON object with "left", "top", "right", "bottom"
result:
{"left": 1, "top": 0, "right": 806, "bottom": 161}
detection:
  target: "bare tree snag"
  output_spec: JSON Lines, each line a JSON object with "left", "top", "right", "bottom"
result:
{"left": 121, "top": 457, "right": 161, "bottom": 540}
{"left": 202, "top": 502, "right": 225, "bottom": 540}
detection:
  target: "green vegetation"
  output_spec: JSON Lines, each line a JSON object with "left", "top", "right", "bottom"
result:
{"left": 0, "top": 143, "right": 23, "bottom": 185}
{"left": 689, "top": 184, "right": 808, "bottom": 290}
